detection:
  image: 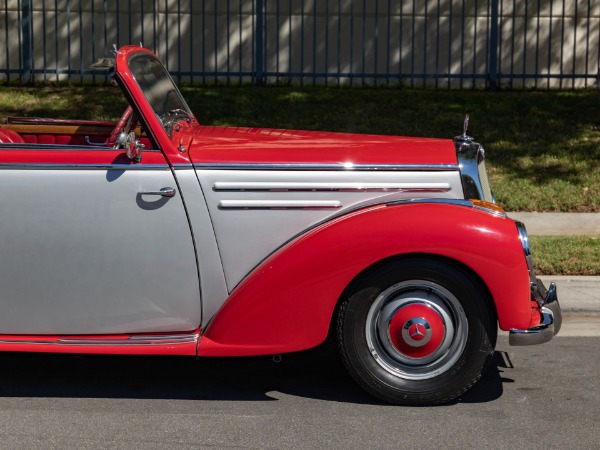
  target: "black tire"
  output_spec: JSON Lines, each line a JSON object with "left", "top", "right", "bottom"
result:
{"left": 336, "top": 257, "right": 497, "bottom": 405}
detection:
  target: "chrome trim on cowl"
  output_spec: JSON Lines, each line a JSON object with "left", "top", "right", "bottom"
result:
{"left": 218, "top": 200, "right": 343, "bottom": 209}
{"left": 213, "top": 181, "right": 452, "bottom": 192}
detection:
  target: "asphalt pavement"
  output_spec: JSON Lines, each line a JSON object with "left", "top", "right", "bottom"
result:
{"left": 0, "top": 334, "right": 598, "bottom": 449}
{"left": 508, "top": 212, "right": 600, "bottom": 314}
{"left": 0, "top": 216, "right": 595, "bottom": 448}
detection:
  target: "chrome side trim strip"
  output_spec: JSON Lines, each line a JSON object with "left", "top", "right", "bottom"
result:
{"left": 387, "top": 198, "right": 472, "bottom": 207}
{"left": 0, "top": 163, "right": 170, "bottom": 170}
{"left": 0, "top": 143, "right": 162, "bottom": 152}
{"left": 58, "top": 334, "right": 199, "bottom": 346}
{"left": 173, "top": 164, "right": 194, "bottom": 170}
{"left": 386, "top": 198, "right": 508, "bottom": 218}
{"left": 0, "top": 333, "right": 199, "bottom": 346}
{"left": 195, "top": 163, "right": 460, "bottom": 171}
{"left": 213, "top": 181, "right": 452, "bottom": 192}
{"left": 218, "top": 199, "right": 343, "bottom": 209}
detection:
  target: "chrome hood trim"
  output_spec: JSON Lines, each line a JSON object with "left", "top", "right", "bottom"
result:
{"left": 195, "top": 162, "right": 459, "bottom": 171}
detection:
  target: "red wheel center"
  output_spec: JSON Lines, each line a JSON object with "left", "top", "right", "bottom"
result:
{"left": 388, "top": 303, "right": 445, "bottom": 358}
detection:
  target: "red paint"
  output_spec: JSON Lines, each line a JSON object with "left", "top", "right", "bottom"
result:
{"left": 388, "top": 304, "right": 444, "bottom": 358}
{"left": 20, "top": 133, "right": 97, "bottom": 146}
{"left": 0, "top": 330, "right": 200, "bottom": 356}
{"left": 189, "top": 126, "right": 457, "bottom": 167}
{"left": 198, "top": 203, "right": 532, "bottom": 357}
{"left": 0, "top": 148, "right": 169, "bottom": 166}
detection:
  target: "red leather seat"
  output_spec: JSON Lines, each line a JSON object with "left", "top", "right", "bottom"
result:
{"left": 0, "top": 128, "right": 25, "bottom": 143}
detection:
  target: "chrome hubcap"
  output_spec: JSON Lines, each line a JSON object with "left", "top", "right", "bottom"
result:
{"left": 365, "top": 280, "right": 468, "bottom": 380}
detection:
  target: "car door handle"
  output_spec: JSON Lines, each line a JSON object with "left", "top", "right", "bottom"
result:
{"left": 138, "top": 187, "right": 177, "bottom": 198}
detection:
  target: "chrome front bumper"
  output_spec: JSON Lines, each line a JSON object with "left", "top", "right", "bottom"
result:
{"left": 509, "top": 279, "right": 562, "bottom": 346}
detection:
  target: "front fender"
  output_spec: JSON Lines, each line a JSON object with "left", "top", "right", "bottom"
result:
{"left": 198, "top": 202, "right": 531, "bottom": 356}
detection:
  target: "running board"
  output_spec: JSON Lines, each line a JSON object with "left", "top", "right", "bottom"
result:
{"left": 0, "top": 330, "right": 200, "bottom": 356}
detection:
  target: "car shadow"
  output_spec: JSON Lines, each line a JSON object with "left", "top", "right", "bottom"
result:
{"left": 0, "top": 347, "right": 512, "bottom": 405}
{"left": 455, "top": 351, "right": 514, "bottom": 404}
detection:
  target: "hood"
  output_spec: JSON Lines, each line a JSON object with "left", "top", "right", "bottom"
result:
{"left": 188, "top": 126, "right": 457, "bottom": 167}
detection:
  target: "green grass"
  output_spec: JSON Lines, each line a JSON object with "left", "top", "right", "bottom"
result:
{"left": 1, "top": 85, "right": 599, "bottom": 212}
{"left": 1, "top": 85, "right": 598, "bottom": 274}
{"left": 531, "top": 236, "right": 600, "bottom": 275}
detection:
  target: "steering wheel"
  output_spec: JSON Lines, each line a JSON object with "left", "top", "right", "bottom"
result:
{"left": 107, "top": 105, "right": 139, "bottom": 147}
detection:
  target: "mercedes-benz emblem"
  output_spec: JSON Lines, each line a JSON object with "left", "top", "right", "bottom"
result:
{"left": 402, "top": 318, "right": 432, "bottom": 347}
{"left": 409, "top": 322, "right": 426, "bottom": 340}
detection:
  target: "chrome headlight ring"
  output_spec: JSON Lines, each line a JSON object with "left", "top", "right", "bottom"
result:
{"left": 515, "top": 221, "right": 537, "bottom": 288}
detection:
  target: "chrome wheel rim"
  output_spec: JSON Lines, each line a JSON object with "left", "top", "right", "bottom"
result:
{"left": 365, "top": 280, "right": 468, "bottom": 380}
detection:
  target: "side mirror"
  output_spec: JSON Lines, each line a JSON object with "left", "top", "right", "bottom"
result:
{"left": 117, "top": 131, "right": 143, "bottom": 163}
{"left": 116, "top": 131, "right": 130, "bottom": 148}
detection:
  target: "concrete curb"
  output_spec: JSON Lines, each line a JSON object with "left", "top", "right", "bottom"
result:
{"left": 508, "top": 212, "right": 600, "bottom": 236}
{"left": 538, "top": 276, "right": 600, "bottom": 314}
{"left": 502, "top": 213, "right": 600, "bottom": 315}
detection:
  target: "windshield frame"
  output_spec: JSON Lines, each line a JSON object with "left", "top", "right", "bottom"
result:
{"left": 114, "top": 46, "right": 199, "bottom": 160}
{"left": 127, "top": 52, "right": 196, "bottom": 138}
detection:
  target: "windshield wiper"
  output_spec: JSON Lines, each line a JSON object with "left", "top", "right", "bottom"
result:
{"left": 164, "top": 109, "right": 193, "bottom": 122}
{"left": 159, "top": 109, "right": 196, "bottom": 137}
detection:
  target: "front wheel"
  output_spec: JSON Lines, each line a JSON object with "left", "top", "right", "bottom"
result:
{"left": 336, "top": 258, "right": 496, "bottom": 405}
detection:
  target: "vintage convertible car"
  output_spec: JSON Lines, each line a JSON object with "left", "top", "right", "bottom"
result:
{"left": 0, "top": 45, "right": 561, "bottom": 405}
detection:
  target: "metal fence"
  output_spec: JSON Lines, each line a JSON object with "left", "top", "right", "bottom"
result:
{"left": 1, "top": 0, "right": 599, "bottom": 89}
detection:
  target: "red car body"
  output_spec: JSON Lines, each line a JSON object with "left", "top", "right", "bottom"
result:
{"left": 0, "top": 46, "right": 561, "bottom": 404}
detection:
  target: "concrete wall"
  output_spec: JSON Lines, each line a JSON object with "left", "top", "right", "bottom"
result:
{"left": 0, "top": 0, "right": 598, "bottom": 87}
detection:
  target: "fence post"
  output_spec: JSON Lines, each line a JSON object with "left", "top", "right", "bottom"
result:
{"left": 255, "top": 0, "right": 265, "bottom": 85}
{"left": 21, "top": 0, "right": 32, "bottom": 83}
{"left": 488, "top": 0, "right": 499, "bottom": 90}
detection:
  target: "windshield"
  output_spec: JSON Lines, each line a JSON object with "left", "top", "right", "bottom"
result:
{"left": 128, "top": 53, "right": 194, "bottom": 137}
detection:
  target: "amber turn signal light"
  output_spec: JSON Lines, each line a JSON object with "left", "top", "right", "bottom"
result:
{"left": 471, "top": 199, "right": 506, "bottom": 215}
